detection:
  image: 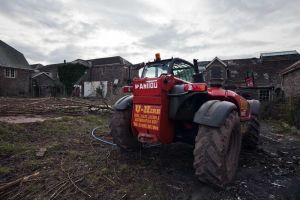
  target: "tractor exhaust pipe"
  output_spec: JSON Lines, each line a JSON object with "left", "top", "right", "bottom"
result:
{"left": 193, "top": 59, "right": 204, "bottom": 83}
{"left": 193, "top": 59, "right": 200, "bottom": 74}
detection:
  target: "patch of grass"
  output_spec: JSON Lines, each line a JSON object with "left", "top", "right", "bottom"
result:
{"left": 0, "top": 123, "right": 24, "bottom": 142}
{"left": 23, "top": 159, "right": 43, "bottom": 171}
{"left": 83, "top": 115, "right": 106, "bottom": 124}
{"left": 0, "top": 166, "right": 11, "bottom": 174}
{"left": 0, "top": 125, "right": 10, "bottom": 135}
{"left": 0, "top": 143, "right": 23, "bottom": 157}
{"left": 48, "top": 142, "right": 65, "bottom": 152}
{"left": 119, "top": 164, "right": 129, "bottom": 173}
{"left": 267, "top": 119, "right": 298, "bottom": 135}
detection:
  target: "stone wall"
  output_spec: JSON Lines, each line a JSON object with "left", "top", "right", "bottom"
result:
{"left": 282, "top": 68, "right": 300, "bottom": 97}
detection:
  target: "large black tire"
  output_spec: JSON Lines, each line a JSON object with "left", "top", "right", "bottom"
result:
{"left": 109, "top": 109, "right": 140, "bottom": 150}
{"left": 193, "top": 110, "right": 242, "bottom": 187}
{"left": 242, "top": 115, "right": 260, "bottom": 150}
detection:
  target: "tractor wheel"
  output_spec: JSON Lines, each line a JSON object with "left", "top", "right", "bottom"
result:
{"left": 242, "top": 115, "right": 260, "bottom": 150}
{"left": 110, "top": 109, "right": 140, "bottom": 151}
{"left": 193, "top": 110, "right": 242, "bottom": 187}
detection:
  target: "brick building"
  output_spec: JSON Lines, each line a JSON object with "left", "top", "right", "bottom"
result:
{"left": 201, "top": 51, "right": 300, "bottom": 101}
{"left": 30, "top": 62, "right": 66, "bottom": 97}
{"left": 75, "top": 56, "right": 138, "bottom": 97}
{"left": 82, "top": 56, "right": 136, "bottom": 84}
{"left": 0, "top": 40, "right": 33, "bottom": 96}
{"left": 281, "top": 60, "right": 300, "bottom": 98}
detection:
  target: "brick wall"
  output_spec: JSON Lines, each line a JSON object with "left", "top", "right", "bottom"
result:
{"left": 0, "top": 67, "right": 32, "bottom": 96}
{"left": 88, "top": 64, "right": 139, "bottom": 85}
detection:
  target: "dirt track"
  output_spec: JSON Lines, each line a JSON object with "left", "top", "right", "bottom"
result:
{"left": 0, "top": 97, "right": 112, "bottom": 116}
{"left": 0, "top": 98, "right": 299, "bottom": 200}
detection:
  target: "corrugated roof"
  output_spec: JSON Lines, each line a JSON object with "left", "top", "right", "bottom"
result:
{"left": 260, "top": 50, "right": 299, "bottom": 57}
{"left": 0, "top": 40, "right": 30, "bottom": 69}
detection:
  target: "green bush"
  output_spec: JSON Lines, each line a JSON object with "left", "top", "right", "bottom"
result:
{"left": 58, "top": 63, "right": 87, "bottom": 95}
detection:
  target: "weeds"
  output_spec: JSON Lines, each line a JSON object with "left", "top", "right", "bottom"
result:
{"left": 0, "top": 143, "right": 23, "bottom": 157}
{"left": 0, "top": 166, "right": 11, "bottom": 174}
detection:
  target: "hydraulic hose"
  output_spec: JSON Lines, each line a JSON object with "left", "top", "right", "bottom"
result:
{"left": 91, "top": 126, "right": 161, "bottom": 148}
{"left": 91, "top": 126, "right": 116, "bottom": 146}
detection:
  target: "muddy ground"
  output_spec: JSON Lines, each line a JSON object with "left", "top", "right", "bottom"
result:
{"left": 0, "top": 98, "right": 299, "bottom": 200}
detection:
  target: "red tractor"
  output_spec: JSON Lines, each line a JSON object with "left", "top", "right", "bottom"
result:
{"left": 110, "top": 54, "right": 260, "bottom": 187}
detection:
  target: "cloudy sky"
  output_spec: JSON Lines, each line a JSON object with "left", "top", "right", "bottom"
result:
{"left": 0, "top": 0, "right": 300, "bottom": 65}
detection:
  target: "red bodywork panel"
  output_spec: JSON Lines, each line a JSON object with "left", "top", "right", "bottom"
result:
{"left": 207, "top": 88, "right": 251, "bottom": 121}
{"left": 132, "top": 75, "right": 180, "bottom": 144}
{"left": 131, "top": 75, "right": 251, "bottom": 144}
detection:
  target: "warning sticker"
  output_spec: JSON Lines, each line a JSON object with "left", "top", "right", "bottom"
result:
{"left": 133, "top": 104, "right": 161, "bottom": 131}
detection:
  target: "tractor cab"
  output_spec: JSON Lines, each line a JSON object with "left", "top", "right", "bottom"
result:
{"left": 141, "top": 53, "right": 203, "bottom": 83}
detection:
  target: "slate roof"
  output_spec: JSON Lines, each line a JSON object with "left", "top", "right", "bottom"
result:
{"left": 30, "top": 63, "right": 44, "bottom": 70}
{"left": 201, "top": 52, "right": 300, "bottom": 88}
{"left": 87, "top": 56, "right": 132, "bottom": 66}
{"left": 0, "top": 40, "right": 30, "bottom": 70}
{"left": 260, "top": 50, "right": 298, "bottom": 57}
{"left": 223, "top": 58, "right": 298, "bottom": 87}
{"left": 32, "top": 72, "right": 54, "bottom": 80}
{"left": 42, "top": 56, "right": 132, "bottom": 70}
{"left": 281, "top": 60, "right": 300, "bottom": 75}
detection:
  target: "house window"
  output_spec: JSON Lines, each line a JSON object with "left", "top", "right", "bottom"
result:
{"left": 259, "top": 89, "right": 270, "bottom": 101}
{"left": 5, "top": 68, "right": 16, "bottom": 78}
{"left": 5, "top": 69, "right": 10, "bottom": 77}
{"left": 210, "top": 66, "right": 224, "bottom": 79}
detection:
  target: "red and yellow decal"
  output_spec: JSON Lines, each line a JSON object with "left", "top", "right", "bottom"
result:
{"left": 133, "top": 104, "right": 161, "bottom": 131}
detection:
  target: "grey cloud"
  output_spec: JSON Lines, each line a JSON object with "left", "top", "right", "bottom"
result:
{"left": 0, "top": 0, "right": 97, "bottom": 41}
{"left": 46, "top": 44, "right": 144, "bottom": 64}
{"left": 47, "top": 44, "right": 84, "bottom": 63}
{"left": 205, "top": 0, "right": 300, "bottom": 33}
{"left": 6, "top": 40, "right": 49, "bottom": 63}
{"left": 0, "top": 0, "right": 65, "bottom": 29}
{"left": 68, "top": 0, "right": 157, "bottom": 33}
{"left": 139, "top": 22, "right": 205, "bottom": 51}
{"left": 0, "top": 0, "right": 299, "bottom": 64}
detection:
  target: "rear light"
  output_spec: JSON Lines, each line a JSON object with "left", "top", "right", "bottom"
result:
{"left": 183, "top": 83, "right": 207, "bottom": 92}
{"left": 122, "top": 86, "right": 133, "bottom": 93}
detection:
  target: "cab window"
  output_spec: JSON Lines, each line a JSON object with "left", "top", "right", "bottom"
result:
{"left": 172, "top": 62, "right": 194, "bottom": 82}
{"left": 142, "top": 62, "right": 169, "bottom": 78}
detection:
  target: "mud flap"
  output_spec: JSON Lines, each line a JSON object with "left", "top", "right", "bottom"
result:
{"left": 248, "top": 100, "right": 260, "bottom": 116}
{"left": 113, "top": 95, "right": 133, "bottom": 111}
{"left": 193, "top": 100, "right": 237, "bottom": 127}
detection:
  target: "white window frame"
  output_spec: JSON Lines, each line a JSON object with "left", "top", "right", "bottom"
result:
{"left": 259, "top": 89, "right": 270, "bottom": 101}
{"left": 4, "top": 68, "right": 16, "bottom": 78}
